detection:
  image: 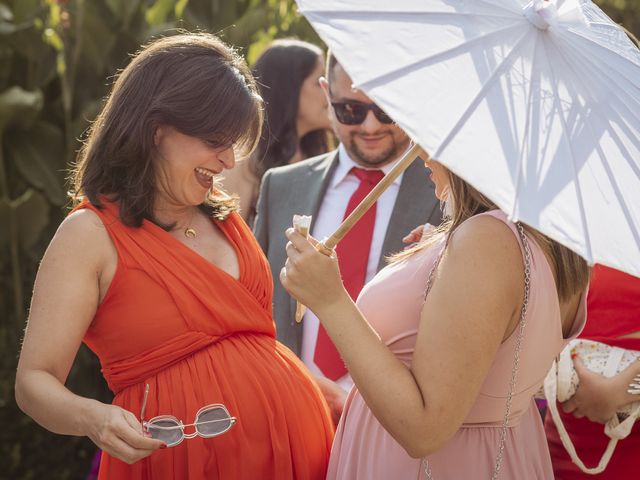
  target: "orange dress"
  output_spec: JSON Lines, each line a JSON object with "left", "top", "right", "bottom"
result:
{"left": 77, "top": 200, "right": 334, "bottom": 479}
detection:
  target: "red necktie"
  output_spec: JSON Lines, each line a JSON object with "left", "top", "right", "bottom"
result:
{"left": 314, "top": 167, "right": 385, "bottom": 380}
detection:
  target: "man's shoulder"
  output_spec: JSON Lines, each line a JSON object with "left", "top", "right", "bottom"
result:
{"left": 264, "top": 150, "right": 337, "bottom": 180}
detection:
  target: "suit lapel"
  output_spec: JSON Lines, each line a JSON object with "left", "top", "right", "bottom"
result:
{"left": 294, "top": 151, "right": 439, "bottom": 273}
{"left": 286, "top": 151, "right": 339, "bottom": 224}
{"left": 286, "top": 151, "right": 340, "bottom": 334}
{"left": 309, "top": 151, "right": 340, "bottom": 227}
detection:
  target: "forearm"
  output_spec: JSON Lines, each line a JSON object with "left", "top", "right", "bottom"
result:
{"left": 283, "top": 218, "right": 524, "bottom": 457}
{"left": 15, "top": 368, "right": 101, "bottom": 437}
{"left": 315, "top": 298, "right": 439, "bottom": 456}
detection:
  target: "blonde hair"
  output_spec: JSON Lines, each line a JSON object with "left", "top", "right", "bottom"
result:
{"left": 390, "top": 167, "right": 590, "bottom": 302}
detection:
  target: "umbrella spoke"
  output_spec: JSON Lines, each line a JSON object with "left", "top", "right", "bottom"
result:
{"left": 548, "top": 35, "right": 640, "bottom": 259}
{"left": 300, "top": 0, "right": 521, "bottom": 17}
{"left": 304, "top": 11, "right": 517, "bottom": 21}
{"left": 356, "top": 23, "right": 524, "bottom": 92}
{"left": 558, "top": 31, "right": 640, "bottom": 101}
{"left": 304, "top": 10, "right": 516, "bottom": 19}
{"left": 471, "top": 0, "right": 522, "bottom": 15}
{"left": 541, "top": 37, "right": 595, "bottom": 263}
{"left": 542, "top": 25, "right": 640, "bottom": 270}
{"left": 433, "top": 29, "right": 532, "bottom": 160}
{"left": 298, "top": 0, "right": 640, "bottom": 276}
{"left": 511, "top": 34, "right": 541, "bottom": 223}
{"left": 543, "top": 25, "right": 640, "bottom": 173}
{"left": 570, "top": 2, "right": 640, "bottom": 66}
{"left": 559, "top": 49, "right": 640, "bottom": 134}
{"left": 551, "top": 34, "right": 640, "bottom": 165}
{"left": 592, "top": 140, "right": 640, "bottom": 262}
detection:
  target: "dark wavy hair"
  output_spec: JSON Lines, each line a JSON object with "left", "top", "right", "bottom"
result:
{"left": 250, "top": 39, "right": 331, "bottom": 180}
{"left": 71, "top": 33, "right": 263, "bottom": 226}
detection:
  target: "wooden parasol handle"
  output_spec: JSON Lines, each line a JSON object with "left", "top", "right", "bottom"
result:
{"left": 316, "top": 143, "right": 423, "bottom": 255}
{"left": 294, "top": 144, "right": 422, "bottom": 321}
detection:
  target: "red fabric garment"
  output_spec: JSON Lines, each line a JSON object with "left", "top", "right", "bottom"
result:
{"left": 75, "top": 200, "right": 334, "bottom": 480}
{"left": 545, "top": 264, "right": 640, "bottom": 479}
{"left": 579, "top": 265, "right": 640, "bottom": 350}
{"left": 314, "top": 168, "right": 384, "bottom": 380}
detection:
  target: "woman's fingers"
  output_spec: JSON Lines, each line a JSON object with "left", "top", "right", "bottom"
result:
{"left": 573, "top": 356, "right": 588, "bottom": 378}
{"left": 285, "top": 228, "right": 314, "bottom": 252}
{"left": 122, "top": 408, "right": 144, "bottom": 433}
{"left": 403, "top": 225, "right": 424, "bottom": 244}
{"left": 121, "top": 410, "right": 165, "bottom": 450}
{"left": 285, "top": 241, "right": 299, "bottom": 258}
{"left": 307, "top": 234, "right": 320, "bottom": 247}
{"left": 403, "top": 223, "right": 435, "bottom": 245}
{"left": 89, "top": 405, "right": 164, "bottom": 464}
{"left": 118, "top": 423, "right": 164, "bottom": 451}
{"left": 561, "top": 398, "right": 585, "bottom": 419}
{"left": 104, "top": 434, "right": 160, "bottom": 464}
{"left": 284, "top": 234, "right": 318, "bottom": 273}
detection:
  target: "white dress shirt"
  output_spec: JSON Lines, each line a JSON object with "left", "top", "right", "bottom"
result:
{"left": 300, "top": 144, "right": 404, "bottom": 391}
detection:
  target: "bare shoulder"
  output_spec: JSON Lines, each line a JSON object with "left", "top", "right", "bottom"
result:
{"left": 450, "top": 213, "right": 520, "bottom": 248}
{"left": 444, "top": 214, "right": 524, "bottom": 291}
{"left": 57, "top": 207, "right": 109, "bottom": 242}
{"left": 49, "top": 208, "right": 116, "bottom": 271}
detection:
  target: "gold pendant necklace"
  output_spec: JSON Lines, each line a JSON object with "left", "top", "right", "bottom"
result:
{"left": 184, "top": 227, "right": 197, "bottom": 239}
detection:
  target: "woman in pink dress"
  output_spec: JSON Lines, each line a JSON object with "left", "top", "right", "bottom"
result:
{"left": 282, "top": 155, "right": 590, "bottom": 479}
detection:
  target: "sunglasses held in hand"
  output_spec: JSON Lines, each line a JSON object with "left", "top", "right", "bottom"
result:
{"left": 140, "top": 384, "right": 237, "bottom": 447}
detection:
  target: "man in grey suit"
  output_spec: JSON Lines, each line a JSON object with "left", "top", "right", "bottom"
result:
{"left": 253, "top": 53, "right": 441, "bottom": 421}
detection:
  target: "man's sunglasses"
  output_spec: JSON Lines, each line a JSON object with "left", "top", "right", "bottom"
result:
{"left": 331, "top": 101, "right": 394, "bottom": 125}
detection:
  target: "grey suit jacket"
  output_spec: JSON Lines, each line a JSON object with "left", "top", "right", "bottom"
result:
{"left": 253, "top": 150, "right": 442, "bottom": 355}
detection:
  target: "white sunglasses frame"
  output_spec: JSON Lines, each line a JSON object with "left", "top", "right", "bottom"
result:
{"left": 140, "top": 384, "right": 237, "bottom": 447}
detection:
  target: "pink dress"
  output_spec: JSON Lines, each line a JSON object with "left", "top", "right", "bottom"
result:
{"left": 327, "top": 210, "right": 586, "bottom": 480}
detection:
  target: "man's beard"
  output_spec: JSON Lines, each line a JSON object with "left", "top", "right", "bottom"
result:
{"left": 347, "top": 134, "right": 403, "bottom": 168}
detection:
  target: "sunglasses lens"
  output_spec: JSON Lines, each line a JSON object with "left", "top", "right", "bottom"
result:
{"left": 196, "top": 407, "right": 234, "bottom": 437}
{"left": 146, "top": 419, "right": 183, "bottom": 446}
{"left": 374, "top": 108, "right": 394, "bottom": 124}
{"left": 333, "top": 103, "right": 366, "bottom": 125}
{"left": 333, "top": 102, "right": 393, "bottom": 125}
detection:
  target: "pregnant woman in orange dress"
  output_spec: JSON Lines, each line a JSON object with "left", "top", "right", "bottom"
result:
{"left": 14, "top": 33, "right": 333, "bottom": 480}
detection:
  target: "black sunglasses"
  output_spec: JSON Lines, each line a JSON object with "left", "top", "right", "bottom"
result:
{"left": 330, "top": 101, "right": 394, "bottom": 125}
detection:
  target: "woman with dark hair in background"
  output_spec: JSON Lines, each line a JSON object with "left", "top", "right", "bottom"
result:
{"left": 14, "top": 33, "right": 333, "bottom": 480}
{"left": 221, "top": 38, "right": 332, "bottom": 224}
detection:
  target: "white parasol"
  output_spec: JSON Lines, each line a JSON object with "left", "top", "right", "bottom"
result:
{"left": 297, "top": 0, "right": 640, "bottom": 277}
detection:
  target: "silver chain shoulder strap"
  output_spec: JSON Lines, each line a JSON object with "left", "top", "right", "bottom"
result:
{"left": 421, "top": 222, "right": 532, "bottom": 480}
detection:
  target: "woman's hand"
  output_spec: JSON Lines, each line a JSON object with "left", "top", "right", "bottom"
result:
{"left": 14, "top": 209, "right": 165, "bottom": 462}
{"left": 402, "top": 223, "right": 435, "bottom": 246}
{"left": 313, "top": 376, "right": 347, "bottom": 427}
{"left": 280, "top": 228, "right": 350, "bottom": 315}
{"left": 561, "top": 356, "right": 623, "bottom": 424}
{"left": 85, "top": 402, "right": 165, "bottom": 464}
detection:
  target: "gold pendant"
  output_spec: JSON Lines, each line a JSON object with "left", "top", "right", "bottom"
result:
{"left": 184, "top": 227, "right": 197, "bottom": 239}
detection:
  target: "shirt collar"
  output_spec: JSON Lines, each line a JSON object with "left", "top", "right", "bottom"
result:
{"left": 331, "top": 143, "right": 405, "bottom": 189}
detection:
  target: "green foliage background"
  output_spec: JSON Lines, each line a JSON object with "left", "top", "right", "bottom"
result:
{"left": 0, "top": 1, "right": 319, "bottom": 478}
{"left": 0, "top": 0, "right": 638, "bottom": 478}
